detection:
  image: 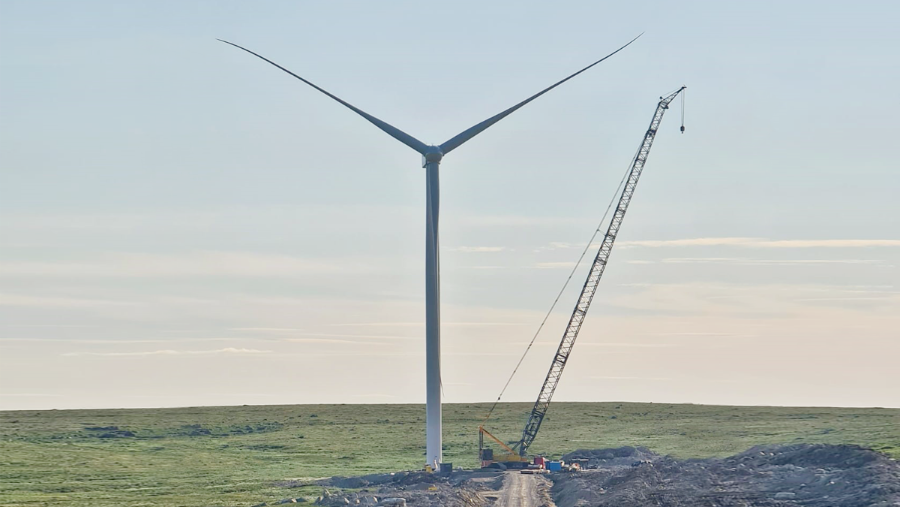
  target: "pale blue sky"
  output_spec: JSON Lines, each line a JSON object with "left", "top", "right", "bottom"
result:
{"left": 1, "top": 0, "right": 898, "bottom": 410}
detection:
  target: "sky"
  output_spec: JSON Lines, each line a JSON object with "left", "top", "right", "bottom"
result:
{"left": 1, "top": 0, "right": 898, "bottom": 411}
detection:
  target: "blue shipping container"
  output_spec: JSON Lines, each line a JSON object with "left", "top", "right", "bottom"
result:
{"left": 547, "top": 461, "right": 562, "bottom": 471}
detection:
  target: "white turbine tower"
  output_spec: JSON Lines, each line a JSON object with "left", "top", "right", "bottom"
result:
{"left": 220, "top": 35, "right": 640, "bottom": 469}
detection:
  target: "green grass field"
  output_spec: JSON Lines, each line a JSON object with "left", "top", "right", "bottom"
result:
{"left": 1, "top": 402, "right": 898, "bottom": 506}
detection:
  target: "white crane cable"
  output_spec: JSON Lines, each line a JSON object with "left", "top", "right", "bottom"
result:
{"left": 481, "top": 143, "right": 643, "bottom": 424}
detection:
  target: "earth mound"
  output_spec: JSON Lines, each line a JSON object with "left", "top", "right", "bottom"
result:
{"left": 551, "top": 443, "right": 900, "bottom": 507}
{"left": 562, "top": 445, "right": 659, "bottom": 467}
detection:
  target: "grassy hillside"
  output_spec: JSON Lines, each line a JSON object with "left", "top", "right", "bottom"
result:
{"left": 1, "top": 402, "right": 897, "bottom": 506}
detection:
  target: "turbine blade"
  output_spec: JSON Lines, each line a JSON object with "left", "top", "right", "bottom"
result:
{"left": 219, "top": 39, "right": 430, "bottom": 155}
{"left": 439, "top": 34, "right": 642, "bottom": 155}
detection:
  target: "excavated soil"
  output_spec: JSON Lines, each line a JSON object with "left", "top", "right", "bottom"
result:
{"left": 297, "top": 469, "right": 505, "bottom": 506}
{"left": 553, "top": 444, "right": 900, "bottom": 506}
{"left": 264, "top": 444, "right": 899, "bottom": 506}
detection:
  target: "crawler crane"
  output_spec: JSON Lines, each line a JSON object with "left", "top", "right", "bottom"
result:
{"left": 480, "top": 86, "right": 686, "bottom": 468}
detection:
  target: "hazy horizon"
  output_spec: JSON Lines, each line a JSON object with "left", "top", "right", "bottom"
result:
{"left": 4, "top": 399, "right": 899, "bottom": 413}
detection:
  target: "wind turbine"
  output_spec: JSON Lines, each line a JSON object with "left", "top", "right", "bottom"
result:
{"left": 219, "top": 35, "right": 640, "bottom": 469}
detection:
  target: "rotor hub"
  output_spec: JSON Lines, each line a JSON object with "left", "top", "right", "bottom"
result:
{"left": 422, "top": 146, "right": 443, "bottom": 166}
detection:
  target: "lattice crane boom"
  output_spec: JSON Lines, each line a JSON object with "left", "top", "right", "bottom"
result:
{"left": 513, "top": 86, "right": 686, "bottom": 456}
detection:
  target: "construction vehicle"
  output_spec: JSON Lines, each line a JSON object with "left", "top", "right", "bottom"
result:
{"left": 480, "top": 86, "right": 686, "bottom": 469}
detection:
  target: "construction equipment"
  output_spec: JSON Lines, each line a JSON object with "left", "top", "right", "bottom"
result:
{"left": 480, "top": 86, "right": 686, "bottom": 468}
{"left": 478, "top": 425, "right": 530, "bottom": 468}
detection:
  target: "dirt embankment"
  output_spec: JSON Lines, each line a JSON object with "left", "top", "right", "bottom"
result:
{"left": 552, "top": 444, "right": 900, "bottom": 507}
{"left": 299, "top": 469, "right": 506, "bottom": 506}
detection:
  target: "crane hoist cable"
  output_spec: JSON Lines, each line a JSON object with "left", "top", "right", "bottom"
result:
{"left": 479, "top": 143, "right": 640, "bottom": 426}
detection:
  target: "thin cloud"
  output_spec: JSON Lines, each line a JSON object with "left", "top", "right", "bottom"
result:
{"left": 0, "top": 393, "right": 64, "bottom": 397}
{"left": 619, "top": 238, "right": 900, "bottom": 248}
{"left": 0, "top": 337, "right": 259, "bottom": 345}
{"left": 233, "top": 327, "right": 308, "bottom": 332}
{"left": 535, "top": 261, "right": 577, "bottom": 269}
{"left": 328, "top": 322, "right": 424, "bottom": 327}
{"left": 541, "top": 242, "right": 577, "bottom": 250}
{"left": 760, "top": 239, "right": 900, "bottom": 248}
{"left": 446, "top": 352, "right": 520, "bottom": 356}
{"left": 620, "top": 237, "right": 761, "bottom": 247}
{"left": 660, "top": 257, "right": 884, "bottom": 266}
{"left": 0, "top": 251, "right": 371, "bottom": 279}
{"left": 284, "top": 338, "right": 391, "bottom": 346}
{"left": 584, "top": 342, "right": 678, "bottom": 348}
{"left": 236, "top": 329, "right": 417, "bottom": 341}
{"left": 534, "top": 241, "right": 603, "bottom": 253}
{"left": 1, "top": 338, "right": 174, "bottom": 344}
{"left": 0, "top": 294, "right": 137, "bottom": 308}
{"left": 795, "top": 297, "right": 891, "bottom": 302}
{"left": 460, "top": 215, "right": 584, "bottom": 228}
{"left": 285, "top": 351, "right": 419, "bottom": 358}
{"left": 451, "top": 246, "right": 506, "bottom": 253}
{"left": 2, "top": 324, "right": 102, "bottom": 328}
{"left": 63, "top": 348, "right": 271, "bottom": 357}
{"left": 578, "top": 342, "right": 679, "bottom": 348}
{"left": 651, "top": 332, "right": 748, "bottom": 338}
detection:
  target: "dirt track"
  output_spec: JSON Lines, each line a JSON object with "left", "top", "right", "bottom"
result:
{"left": 496, "top": 472, "right": 553, "bottom": 507}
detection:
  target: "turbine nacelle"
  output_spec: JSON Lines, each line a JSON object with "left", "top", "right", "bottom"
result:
{"left": 422, "top": 146, "right": 444, "bottom": 167}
